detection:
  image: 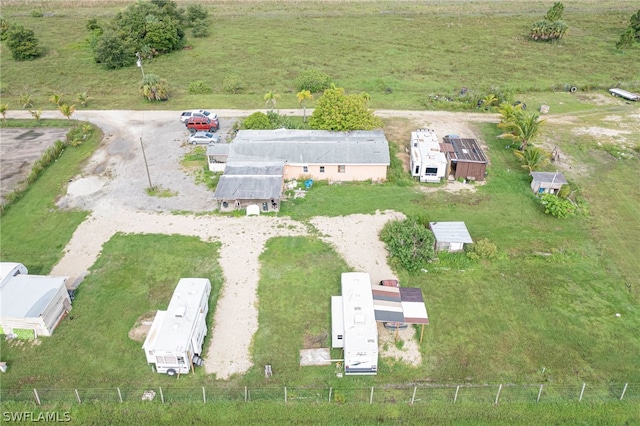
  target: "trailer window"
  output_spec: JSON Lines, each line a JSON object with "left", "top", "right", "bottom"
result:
{"left": 178, "top": 356, "right": 185, "bottom": 364}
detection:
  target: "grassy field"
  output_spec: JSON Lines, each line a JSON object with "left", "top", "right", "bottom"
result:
{"left": 0, "top": 1, "right": 639, "bottom": 110}
{"left": 1, "top": 0, "right": 639, "bottom": 422}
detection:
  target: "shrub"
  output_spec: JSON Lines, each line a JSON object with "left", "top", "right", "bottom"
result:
{"left": 242, "top": 112, "right": 273, "bottom": 130}
{"left": 185, "top": 4, "right": 208, "bottom": 22}
{"left": 295, "top": 69, "right": 332, "bottom": 93}
{"left": 222, "top": 76, "right": 244, "bottom": 94}
{"left": 380, "top": 218, "right": 435, "bottom": 273}
{"left": 188, "top": 80, "right": 212, "bottom": 94}
{"left": 6, "top": 24, "right": 40, "bottom": 61}
{"left": 465, "top": 238, "right": 498, "bottom": 261}
{"left": 539, "top": 193, "right": 576, "bottom": 218}
{"left": 191, "top": 20, "right": 210, "bottom": 38}
{"left": 140, "top": 74, "right": 170, "bottom": 101}
{"left": 266, "top": 111, "right": 299, "bottom": 129}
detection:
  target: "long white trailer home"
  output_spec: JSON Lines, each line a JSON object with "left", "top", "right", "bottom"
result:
{"left": 336, "top": 272, "right": 378, "bottom": 375}
{"left": 142, "top": 278, "right": 211, "bottom": 376}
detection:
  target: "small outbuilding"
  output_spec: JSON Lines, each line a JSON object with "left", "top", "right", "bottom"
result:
{"left": 429, "top": 222, "right": 473, "bottom": 252}
{"left": 442, "top": 136, "right": 488, "bottom": 181}
{"left": 205, "top": 143, "right": 229, "bottom": 172}
{"left": 214, "top": 163, "right": 284, "bottom": 212}
{"left": 530, "top": 171, "right": 567, "bottom": 195}
{"left": 0, "top": 262, "right": 71, "bottom": 337}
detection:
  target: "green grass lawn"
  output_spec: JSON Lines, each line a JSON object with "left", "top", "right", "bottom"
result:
{"left": 0, "top": 1, "right": 638, "bottom": 110}
{"left": 1, "top": 0, "right": 639, "bottom": 421}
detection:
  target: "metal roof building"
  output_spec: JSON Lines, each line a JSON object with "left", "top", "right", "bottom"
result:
{"left": 429, "top": 221, "right": 474, "bottom": 252}
{"left": 214, "top": 163, "right": 284, "bottom": 212}
{"left": 530, "top": 171, "right": 567, "bottom": 195}
{"left": 0, "top": 262, "right": 71, "bottom": 337}
{"left": 442, "top": 136, "right": 488, "bottom": 181}
{"left": 229, "top": 129, "right": 390, "bottom": 166}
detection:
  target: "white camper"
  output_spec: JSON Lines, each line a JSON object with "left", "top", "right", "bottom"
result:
{"left": 338, "top": 272, "right": 378, "bottom": 375}
{"left": 410, "top": 129, "right": 448, "bottom": 183}
{"left": 142, "top": 278, "right": 211, "bottom": 376}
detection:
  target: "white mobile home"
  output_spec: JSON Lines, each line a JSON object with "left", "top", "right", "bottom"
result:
{"left": 142, "top": 278, "right": 211, "bottom": 376}
{"left": 0, "top": 262, "right": 71, "bottom": 338}
{"left": 335, "top": 272, "right": 378, "bottom": 375}
{"left": 410, "top": 129, "right": 448, "bottom": 183}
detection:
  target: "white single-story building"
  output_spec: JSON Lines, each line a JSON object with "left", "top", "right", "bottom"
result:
{"left": 410, "top": 129, "right": 448, "bottom": 183}
{"left": 530, "top": 171, "right": 567, "bottom": 195}
{"left": 429, "top": 222, "right": 473, "bottom": 252}
{"left": 0, "top": 262, "right": 71, "bottom": 337}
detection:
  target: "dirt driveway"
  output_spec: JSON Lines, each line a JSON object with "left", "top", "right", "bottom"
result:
{"left": 2, "top": 108, "right": 488, "bottom": 379}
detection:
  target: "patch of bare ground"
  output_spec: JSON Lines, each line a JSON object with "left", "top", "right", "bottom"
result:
{"left": 418, "top": 180, "right": 485, "bottom": 194}
{"left": 128, "top": 311, "right": 157, "bottom": 342}
{"left": 377, "top": 324, "right": 422, "bottom": 367}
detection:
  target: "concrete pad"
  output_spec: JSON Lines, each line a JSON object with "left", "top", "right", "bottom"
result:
{"left": 299, "top": 348, "right": 331, "bottom": 366}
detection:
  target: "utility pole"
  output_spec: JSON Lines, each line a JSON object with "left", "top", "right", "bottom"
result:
{"left": 140, "top": 137, "right": 153, "bottom": 190}
{"left": 135, "top": 52, "right": 145, "bottom": 79}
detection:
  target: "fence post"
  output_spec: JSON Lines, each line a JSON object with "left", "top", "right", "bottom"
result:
{"left": 370, "top": 386, "right": 374, "bottom": 404}
{"left": 411, "top": 386, "right": 417, "bottom": 405}
{"left": 620, "top": 383, "right": 628, "bottom": 401}
{"left": 284, "top": 386, "right": 287, "bottom": 404}
{"left": 75, "top": 389, "right": 81, "bottom": 404}
{"left": 454, "top": 385, "right": 460, "bottom": 403}
{"left": 494, "top": 384, "right": 502, "bottom": 405}
{"left": 202, "top": 386, "right": 206, "bottom": 404}
{"left": 117, "top": 387, "right": 123, "bottom": 403}
{"left": 159, "top": 387, "right": 164, "bottom": 404}
{"left": 536, "top": 384, "right": 543, "bottom": 403}
{"left": 33, "top": 389, "right": 41, "bottom": 405}
{"left": 244, "top": 386, "right": 248, "bottom": 402}
{"left": 328, "top": 387, "right": 332, "bottom": 403}
{"left": 578, "top": 383, "right": 585, "bottom": 402}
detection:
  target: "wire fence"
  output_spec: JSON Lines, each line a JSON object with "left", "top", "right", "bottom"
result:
{"left": 1, "top": 383, "right": 638, "bottom": 405}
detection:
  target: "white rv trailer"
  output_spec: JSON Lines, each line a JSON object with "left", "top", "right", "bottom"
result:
{"left": 142, "top": 278, "right": 211, "bottom": 376}
{"left": 410, "top": 129, "right": 448, "bottom": 183}
{"left": 338, "top": 272, "right": 378, "bottom": 375}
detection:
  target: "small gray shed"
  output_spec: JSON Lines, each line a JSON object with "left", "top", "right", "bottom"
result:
{"left": 530, "top": 171, "right": 567, "bottom": 195}
{"left": 429, "top": 222, "right": 473, "bottom": 252}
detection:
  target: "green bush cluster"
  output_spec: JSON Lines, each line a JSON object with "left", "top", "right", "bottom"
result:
{"left": 538, "top": 193, "right": 576, "bottom": 218}
{"left": 295, "top": 69, "right": 332, "bottom": 93}
{"left": 465, "top": 238, "right": 498, "bottom": 261}
{"left": 188, "top": 80, "right": 212, "bottom": 94}
{"left": 222, "top": 76, "right": 245, "bottom": 94}
{"left": 380, "top": 218, "right": 435, "bottom": 273}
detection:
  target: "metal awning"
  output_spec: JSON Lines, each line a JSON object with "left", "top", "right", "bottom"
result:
{"left": 371, "top": 285, "right": 429, "bottom": 325}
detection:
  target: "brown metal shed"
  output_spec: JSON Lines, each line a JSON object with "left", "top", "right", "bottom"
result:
{"left": 442, "top": 136, "right": 488, "bottom": 181}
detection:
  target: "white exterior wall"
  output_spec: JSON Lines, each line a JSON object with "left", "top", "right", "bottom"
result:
{"left": 410, "top": 129, "right": 448, "bottom": 183}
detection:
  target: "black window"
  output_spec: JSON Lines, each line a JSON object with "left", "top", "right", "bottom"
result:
{"left": 320, "top": 166, "right": 325, "bottom": 173}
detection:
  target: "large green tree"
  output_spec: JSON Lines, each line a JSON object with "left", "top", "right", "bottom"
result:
{"left": 380, "top": 218, "right": 435, "bottom": 273}
{"left": 309, "top": 85, "right": 382, "bottom": 131}
{"left": 91, "top": 0, "right": 185, "bottom": 69}
{"left": 529, "top": 2, "right": 568, "bottom": 42}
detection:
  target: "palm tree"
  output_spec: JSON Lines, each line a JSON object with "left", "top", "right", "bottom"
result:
{"left": 77, "top": 91, "right": 90, "bottom": 107}
{"left": 0, "top": 104, "right": 8, "bottom": 122}
{"left": 498, "top": 111, "right": 545, "bottom": 151}
{"left": 58, "top": 104, "right": 76, "bottom": 120}
{"left": 49, "top": 93, "right": 64, "bottom": 106}
{"left": 498, "top": 102, "right": 523, "bottom": 124}
{"left": 513, "top": 146, "right": 550, "bottom": 172}
{"left": 140, "top": 74, "right": 169, "bottom": 101}
{"left": 264, "top": 91, "right": 280, "bottom": 112}
{"left": 296, "top": 90, "right": 313, "bottom": 123}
